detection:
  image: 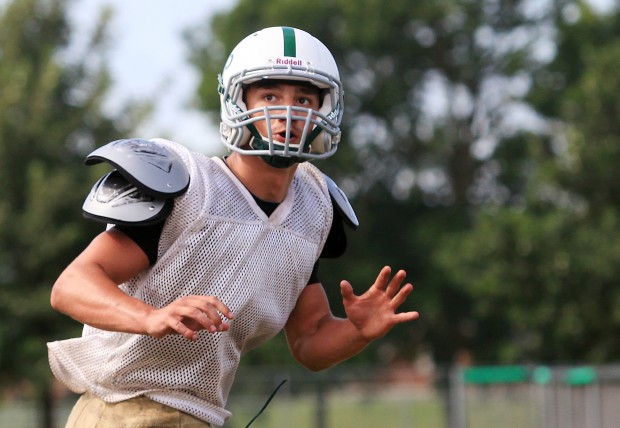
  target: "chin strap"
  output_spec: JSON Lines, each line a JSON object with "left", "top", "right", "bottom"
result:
{"left": 260, "top": 153, "right": 303, "bottom": 168}
{"left": 250, "top": 137, "right": 306, "bottom": 168}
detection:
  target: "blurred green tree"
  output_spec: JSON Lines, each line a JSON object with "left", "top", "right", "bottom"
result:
{"left": 0, "top": 0, "right": 149, "bottom": 425}
{"left": 437, "top": 4, "right": 620, "bottom": 363}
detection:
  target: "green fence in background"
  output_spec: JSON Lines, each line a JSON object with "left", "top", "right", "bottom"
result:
{"left": 451, "top": 364, "right": 615, "bottom": 428}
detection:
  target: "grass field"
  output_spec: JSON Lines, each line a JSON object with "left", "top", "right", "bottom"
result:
{"left": 223, "top": 388, "right": 446, "bottom": 428}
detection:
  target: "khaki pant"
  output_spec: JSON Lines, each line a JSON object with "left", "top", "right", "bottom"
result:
{"left": 65, "top": 392, "right": 213, "bottom": 427}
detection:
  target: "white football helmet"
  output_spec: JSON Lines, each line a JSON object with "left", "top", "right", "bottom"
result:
{"left": 218, "top": 26, "right": 344, "bottom": 167}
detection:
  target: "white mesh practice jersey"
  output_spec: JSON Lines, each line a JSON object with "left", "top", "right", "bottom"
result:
{"left": 48, "top": 139, "right": 334, "bottom": 426}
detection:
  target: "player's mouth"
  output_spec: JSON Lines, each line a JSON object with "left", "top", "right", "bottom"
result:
{"left": 274, "top": 129, "right": 300, "bottom": 144}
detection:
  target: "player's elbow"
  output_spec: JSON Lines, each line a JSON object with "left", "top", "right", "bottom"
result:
{"left": 294, "top": 356, "right": 332, "bottom": 372}
{"left": 301, "top": 360, "right": 336, "bottom": 372}
{"left": 50, "top": 279, "right": 67, "bottom": 313}
{"left": 289, "top": 345, "right": 337, "bottom": 372}
{"left": 50, "top": 270, "right": 77, "bottom": 314}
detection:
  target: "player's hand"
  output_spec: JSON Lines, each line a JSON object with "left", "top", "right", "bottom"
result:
{"left": 340, "top": 266, "right": 418, "bottom": 341}
{"left": 144, "top": 296, "right": 234, "bottom": 341}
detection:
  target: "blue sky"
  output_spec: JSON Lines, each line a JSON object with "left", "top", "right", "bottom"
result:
{"left": 69, "top": 0, "right": 233, "bottom": 154}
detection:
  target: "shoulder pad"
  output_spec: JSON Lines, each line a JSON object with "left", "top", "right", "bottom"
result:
{"left": 323, "top": 174, "right": 359, "bottom": 230}
{"left": 82, "top": 170, "right": 173, "bottom": 226}
{"left": 85, "top": 138, "right": 189, "bottom": 198}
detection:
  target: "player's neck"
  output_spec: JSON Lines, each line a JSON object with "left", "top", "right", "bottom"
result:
{"left": 224, "top": 153, "right": 297, "bottom": 203}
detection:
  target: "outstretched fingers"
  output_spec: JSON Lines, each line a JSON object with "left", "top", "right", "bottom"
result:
{"left": 390, "top": 281, "right": 414, "bottom": 308}
{"left": 340, "top": 266, "right": 419, "bottom": 341}
{"left": 393, "top": 309, "right": 420, "bottom": 324}
{"left": 372, "top": 266, "right": 411, "bottom": 302}
{"left": 372, "top": 266, "right": 393, "bottom": 291}
{"left": 385, "top": 269, "right": 408, "bottom": 298}
{"left": 386, "top": 274, "right": 419, "bottom": 323}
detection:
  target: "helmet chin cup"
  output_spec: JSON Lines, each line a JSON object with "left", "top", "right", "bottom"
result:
{"left": 251, "top": 138, "right": 303, "bottom": 168}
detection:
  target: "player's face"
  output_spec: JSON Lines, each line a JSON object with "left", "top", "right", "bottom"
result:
{"left": 244, "top": 81, "right": 321, "bottom": 145}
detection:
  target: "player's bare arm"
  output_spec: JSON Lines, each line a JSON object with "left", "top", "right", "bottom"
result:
{"left": 284, "top": 266, "right": 419, "bottom": 371}
{"left": 50, "top": 228, "right": 233, "bottom": 341}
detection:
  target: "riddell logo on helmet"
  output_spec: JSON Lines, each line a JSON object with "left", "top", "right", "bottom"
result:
{"left": 274, "top": 57, "right": 305, "bottom": 67}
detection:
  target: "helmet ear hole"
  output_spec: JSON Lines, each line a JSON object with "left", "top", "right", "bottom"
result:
{"left": 319, "top": 89, "right": 328, "bottom": 108}
{"left": 240, "top": 84, "right": 249, "bottom": 107}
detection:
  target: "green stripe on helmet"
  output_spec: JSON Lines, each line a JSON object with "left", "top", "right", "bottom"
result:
{"left": 282, "top": 27, "right": 296, "bottom": 57}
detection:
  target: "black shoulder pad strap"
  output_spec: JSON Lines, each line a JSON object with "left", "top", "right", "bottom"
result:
{"left": 323, "top": 174, "right": 359, "bottom": 230}
{"left": 85, "top": 138, "right": 189, "bottom": 198}
{"left": 82, "top": 170, "right": 173, "bottom": 226}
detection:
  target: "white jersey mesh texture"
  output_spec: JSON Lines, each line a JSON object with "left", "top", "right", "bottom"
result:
{"left": 48, "top": 138, "right": 334, "bottom": 426}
